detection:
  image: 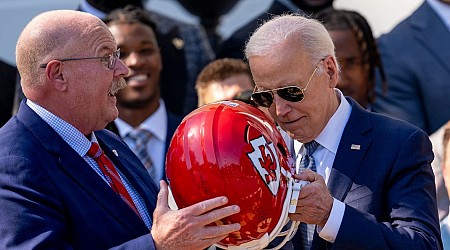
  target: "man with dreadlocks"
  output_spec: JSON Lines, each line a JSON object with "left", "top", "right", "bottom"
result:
{"left": 316, "top": 8, "right": 386, "bottom": 110}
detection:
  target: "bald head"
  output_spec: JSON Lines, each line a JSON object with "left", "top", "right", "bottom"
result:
{"left": 16, "top": 10, "right": 109, "bottom": 90}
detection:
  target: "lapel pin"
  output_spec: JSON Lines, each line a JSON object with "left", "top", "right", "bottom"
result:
{"left": 112, "top": 149, "right": 119, "bottom": 157}
{"left": 351, "top": 144, "right": 361, "bottom": 150}
{"left": 172, "top": 38, "right": 184, "bottom": 50}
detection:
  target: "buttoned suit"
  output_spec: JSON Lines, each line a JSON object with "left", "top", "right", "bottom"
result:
{"left": 291, "top": 98, "right": 441, "bottom": 249}
{"left": 373, "top": 1, "right": 450, "bottom": 135}
{"left": 0, "top": 101, "right": 159, "bottom": 249}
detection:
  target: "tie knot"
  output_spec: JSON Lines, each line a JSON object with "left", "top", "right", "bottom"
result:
{"left": 127, "top": 129, "right": 152, "bottom": 144}
{"left": 87, "top": 142, "right": 102, "bottom": 159}
{"left": 304, "top": 140, "right": 319, "bottom": 156}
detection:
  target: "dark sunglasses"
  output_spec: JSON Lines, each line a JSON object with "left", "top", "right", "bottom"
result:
{"left": 251, "top": 65, "right": 320, "bottom": 108}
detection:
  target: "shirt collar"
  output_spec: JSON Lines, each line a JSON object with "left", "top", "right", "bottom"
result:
{"left": 292, "top": 89, "right": 351, "bottom": 155}
{"left": 26, "top": 99, "right": 93, "bottom": 157}
{"left": 115, "top": 99, "right": 167, "bottom": 142}
{"left": 426, "top": 0, "right": 450, "bottom": 31}
{"left": 315, "top": 89, "right": 352, "bottom": 154}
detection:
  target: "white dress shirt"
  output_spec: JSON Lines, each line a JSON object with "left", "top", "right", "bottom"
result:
{"left": 291, "top": 89, "right": 352, "bottom": 242}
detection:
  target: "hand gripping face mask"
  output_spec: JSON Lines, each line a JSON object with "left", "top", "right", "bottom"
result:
{"left": 166, "top": 100, "right": 301, "bottom": 249}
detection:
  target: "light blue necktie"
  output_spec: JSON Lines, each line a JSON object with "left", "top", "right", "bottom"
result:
{"left": 127, "top": 129, "right": 155, "bottom": 180}
{"left": 298, "top": 140, "right": 319, "bottom": 249}
{"left": 298, "top": 140, "right": 319, "bottom": 172}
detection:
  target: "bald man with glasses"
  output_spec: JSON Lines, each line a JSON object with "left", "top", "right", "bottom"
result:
{"left": 246, "top": 14, "right": 441, "bottom": 249}
{"left": 0, "top": 10, "right": 241, "bottom": 249}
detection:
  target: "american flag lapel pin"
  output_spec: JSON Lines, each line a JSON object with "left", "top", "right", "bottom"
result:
{"left": 351, "top": 144, "right": 361, "bottom": 150}
{"left": 172, "top": 38, "right": 184, "bottom": 50}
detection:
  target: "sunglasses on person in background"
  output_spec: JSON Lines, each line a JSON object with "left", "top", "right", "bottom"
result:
{"left": 39, "top": 49, "right": 120, "bottom": 70}
{"left": 251, "top": 59, "right": 323, "bottom": 108}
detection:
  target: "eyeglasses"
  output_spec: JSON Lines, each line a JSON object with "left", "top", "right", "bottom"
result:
{"left": 251, "top": 60, "right": 322, "bottom": 108}
{"left": 39, "top": 49, "right": 120, "bottom": 69}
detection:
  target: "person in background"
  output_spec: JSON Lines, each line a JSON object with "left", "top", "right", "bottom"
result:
{"left": 0, "top": 10, "right": 240, "bottom": 249}
{"left": 316, "top": 8, "right": 386, "bottom": 110}
{"left": 79, "top": 0, "right": 214, "bottom": 116}
{"left": 245, "top": 13, "right": 441, "bottom": 249}
{"left": 373, "top": 0, "right": 450, "bottom": 135}
{"left": 195, "top": 58, "right": 255, "bottom": 107}
{"left": 317, "top": 9, "right": 449, "bottom": 222}
{"left": 103, "top": 6, "right": 182, "bottom": 185}
{"left": 217, "top": 0, "right": 334, "bottom": 59}
{"left": 0, "top": 59, "right": 20, "bottom": 127}
{"left": 372, "top": 0, "right": 450, "bottom": 220}
{"left": 440, "top": 121, "right": 450, "bottom": 249}
{"left": 431, "top": 122, "right": 450, "bottom": 221}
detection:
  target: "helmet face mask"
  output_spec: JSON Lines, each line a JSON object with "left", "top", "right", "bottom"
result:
{"left": 166, "top": 100, "right": 299, "bottom": 249}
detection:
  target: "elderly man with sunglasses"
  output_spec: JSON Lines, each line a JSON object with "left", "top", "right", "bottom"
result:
{"left": 246, "top": 14, "right": 442, "bottom": 249}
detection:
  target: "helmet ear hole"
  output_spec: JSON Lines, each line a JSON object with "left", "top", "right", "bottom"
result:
{"left": 277, "top": 142, "right": 288, "bottom": 157}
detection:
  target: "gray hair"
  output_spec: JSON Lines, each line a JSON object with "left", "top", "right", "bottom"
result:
{"left": 245, "top": 14, "right": 336, "bottom": 65}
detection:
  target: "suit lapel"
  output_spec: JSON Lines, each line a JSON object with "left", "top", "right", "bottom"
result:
{"left": 58, "top": 148, "right": 147, "bottom": 233}
{"left": 97, "top": 133, "right": 159, "bottom": 215}
{"left": 327, "top": 99, "right": 373, "bottom": 202}
{"left": 311, "top": 99, "right": 373, "bottom": 249}
{"left": 17, "top": 102, "right": 148, "bottom": 234}
{"left": 412, "top": 2, "right": 450, "bottom": 73}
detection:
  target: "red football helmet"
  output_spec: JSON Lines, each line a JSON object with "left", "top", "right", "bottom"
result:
{"left": 166, "top": 100, "right": 300, "bottom": 249}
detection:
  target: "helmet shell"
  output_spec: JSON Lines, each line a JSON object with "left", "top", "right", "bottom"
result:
{"left": 166, "top": 101, "right": 294, "bottom": 246}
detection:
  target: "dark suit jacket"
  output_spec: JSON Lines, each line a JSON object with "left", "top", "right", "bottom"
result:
{"left": 216, "top": 1, "right": 291, "bottom": 59}
{"left": 0, "top": 101, "right": 159, "bottom": 249}
{"left": 373, "top": 1, "right": 450, "bottom": 135}
{"left": 105, "top": 110, "right": 182, "bottom": 181}
{"left": 152, "top": 18, "right": 189, "bottom": 116}
{"left": 291, "top": 98, "right": 441, "bottom": 249}
{"left": 147, "top": 11, "right": 215, "bottom": 116}
{"left": 0, "top": 60, "right": 18, "bottom": 127}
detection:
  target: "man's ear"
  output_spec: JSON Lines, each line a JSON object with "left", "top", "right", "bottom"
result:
{"left": 44, "top": 60, "right": 67, "bottom": 91}
{"left": 324, "top": 56, "right": 338, "bottom": 88}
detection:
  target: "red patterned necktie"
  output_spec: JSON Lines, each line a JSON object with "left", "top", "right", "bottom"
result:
{"left": 87, "top": 142, "right": 140, "bottom": 217}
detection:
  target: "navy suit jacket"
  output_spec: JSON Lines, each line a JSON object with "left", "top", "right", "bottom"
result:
{"left": 373, "top": 1, "right": 450, "bottom": 134}
{"left": 0, "top": 102, "right": 160, "bottom": 249}
{"left": 291, "top": 98, "right": 441, "bottom": 249}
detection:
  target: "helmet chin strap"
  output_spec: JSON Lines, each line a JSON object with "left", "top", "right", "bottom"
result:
{"left": 215, "top": 171, "right": 301, "bottom": 250}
